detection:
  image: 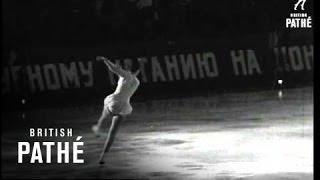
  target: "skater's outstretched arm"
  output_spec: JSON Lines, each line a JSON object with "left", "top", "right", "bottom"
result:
{"left": 96, "top": 56, "right": 129, "bottom": 78}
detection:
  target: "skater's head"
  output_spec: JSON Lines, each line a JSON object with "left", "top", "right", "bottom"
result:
{"left": 131, "top": 69, "right": 140, "bottom": 76}
{"left": 128, "top": 62, "right": 140, "bottom": 76}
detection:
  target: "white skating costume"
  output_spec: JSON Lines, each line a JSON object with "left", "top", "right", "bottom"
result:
{"left": 104, "top": 64, "right": 140, "bottom": 116}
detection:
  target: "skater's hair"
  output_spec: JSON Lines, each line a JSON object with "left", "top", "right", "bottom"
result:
{"left": 126, "top": 61, "right": 141, "bottom": 76}
{"left": 132, "top": 69, "right": 140, "bottom": 76}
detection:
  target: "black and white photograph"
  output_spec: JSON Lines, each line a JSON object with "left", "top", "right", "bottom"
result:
{"left": 1, "top": 0, "right": 314, "bottom": 179}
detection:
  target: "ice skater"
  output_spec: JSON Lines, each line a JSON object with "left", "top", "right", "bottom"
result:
{"left": 294, "top": 0, "right": 307, "bottom": 10}
{"left": 92, "top": 56, "right": 140, "bottom": 164}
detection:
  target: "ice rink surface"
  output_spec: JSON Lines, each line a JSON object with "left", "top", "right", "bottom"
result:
{"left": 2, "top": 87, "right": 313, "bottom": 179}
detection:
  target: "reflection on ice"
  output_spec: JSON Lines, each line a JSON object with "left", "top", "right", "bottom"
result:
{"left": 134, "top": 121, "right": 313, "bottom": 179}
{"left": 1, "top": 87, "right": 313, "bottom": 179}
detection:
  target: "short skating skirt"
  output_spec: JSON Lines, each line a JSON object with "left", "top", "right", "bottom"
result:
{"left": 104, "top": 94, "right": 133, "bottom": 116}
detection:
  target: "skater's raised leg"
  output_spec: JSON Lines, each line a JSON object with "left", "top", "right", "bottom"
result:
{"left": 92, "top": 108, "right": 111, "bottom": 137}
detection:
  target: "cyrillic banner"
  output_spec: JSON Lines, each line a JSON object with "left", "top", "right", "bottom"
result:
{"left": 2, "top": 41, "right": 313, "bottom": 110}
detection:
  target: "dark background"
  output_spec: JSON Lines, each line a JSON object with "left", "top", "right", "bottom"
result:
{"left": 1, "top": 0, "right": 314, "bottom": 111}
{"left": 2, "top": 0, "right": 313, "bottom": 47}
{"left": 0, "top": 1, "right": 315, "bottom": 179}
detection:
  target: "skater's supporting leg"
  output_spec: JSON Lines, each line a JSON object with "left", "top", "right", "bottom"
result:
{"left": 99, "top": 115, "right": 123, "bottom": 163}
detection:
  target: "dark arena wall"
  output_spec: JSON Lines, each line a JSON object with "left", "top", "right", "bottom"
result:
{"left": 2, "top": 32, "right": 313, "bottom": 111}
